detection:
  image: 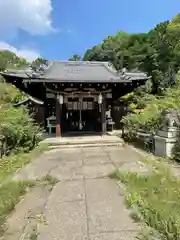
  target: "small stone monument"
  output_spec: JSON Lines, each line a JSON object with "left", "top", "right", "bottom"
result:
{"left": 154, "top": 109, "right": 179, "bottom": 157}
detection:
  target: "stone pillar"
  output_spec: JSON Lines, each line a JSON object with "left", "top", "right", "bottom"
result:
{"left": 154, "top": 127, "right": 177, "bottom": 158}
{"left": 154, "top": 109, "right": 179, "bottom": 158}
{"left": 56, "top": 95, "right": 61, "bottom": 137}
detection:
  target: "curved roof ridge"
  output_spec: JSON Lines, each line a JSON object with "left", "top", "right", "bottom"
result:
{"left": 48, "top": 60, "right": 110, "bottom": 65}
{"left": 102, "top": 62, "right": 119, "bottom": 76}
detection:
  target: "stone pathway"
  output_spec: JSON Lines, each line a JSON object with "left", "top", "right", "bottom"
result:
{"left": 6, "top": 145, "right": 146, "bottom": 240}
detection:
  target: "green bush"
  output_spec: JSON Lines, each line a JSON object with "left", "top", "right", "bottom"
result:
{"left": 0, "top": 81, "right": 27, "bottom": 104}
{"left": 122, "top": 85, "right": 180, "bottom": 139}
{"left": 173, "top": 123, "right": 180, "bottom": 161}
{"left": 0, "top": 106, "right": 42, "bottom": 153}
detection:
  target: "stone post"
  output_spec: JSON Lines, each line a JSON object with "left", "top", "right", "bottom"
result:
{"left": 154, "top": 109, "right": 179, "bottom": 158}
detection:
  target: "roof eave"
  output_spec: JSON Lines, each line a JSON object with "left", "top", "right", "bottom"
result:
{"left": 22, "top": 78, "right": 131, "bottom": 83}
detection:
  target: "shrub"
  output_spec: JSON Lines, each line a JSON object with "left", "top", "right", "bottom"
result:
{"left": 173, "top": 122, "right": 180, "bottom": 161}
{"left": 0, "top": 81, "right": 27, "bottom": 105}
{"left": 122, "top": 85, "right": 180, "bottom": 139}
{"left": 0, "top": 106, "right": 42, "bottom": 153}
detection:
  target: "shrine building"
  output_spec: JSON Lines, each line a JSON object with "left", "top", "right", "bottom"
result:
{"left": 1, "top": 61, "right": 151, "bottom": 137}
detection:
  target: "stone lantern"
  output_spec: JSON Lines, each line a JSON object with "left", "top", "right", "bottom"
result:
{"left": 154, "top": 109, "right": 180, "bottom": 157}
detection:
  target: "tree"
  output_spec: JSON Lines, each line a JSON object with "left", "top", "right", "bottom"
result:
{"left": 69, "top": 54, "right": 81, "bottom": 61}
{"left": 0, "top": 50, "right": 29, "bottom": 71}
{"left": 31, "top": 58, "right": 48, "bottom": 71}
{"left": 82, "top": 14, "right": 180, "bottom": 93}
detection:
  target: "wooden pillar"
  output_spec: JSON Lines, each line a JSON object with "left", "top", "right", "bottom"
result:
{"left": 56, "top": 96, "right": 61, "bottom": 137}
{"left": 101, "top": 95, "right": 106, "bottom": 135}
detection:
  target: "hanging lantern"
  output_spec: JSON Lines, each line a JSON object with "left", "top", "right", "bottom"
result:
{"left": 98, "top": 93, "right": 103, "bottom": 104}
{"left": 57, "top": 94, "right": 64, "bottom": 104}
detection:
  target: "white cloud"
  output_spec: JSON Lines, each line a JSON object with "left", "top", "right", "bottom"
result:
{"left": 0, "top": 0, "right": 54, "bottom": 36}
{"left": 0, "top": 42, "right": 40, "bottom": 62}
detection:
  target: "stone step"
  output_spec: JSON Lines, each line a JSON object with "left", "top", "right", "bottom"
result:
{"left": 48, "top": 142, "right": 124, "bottom": 149}
{"left": 41, "top": 135, "right": 124, "bottom": 148}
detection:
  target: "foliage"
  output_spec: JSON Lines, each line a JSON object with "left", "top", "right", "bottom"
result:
{"left": 41, "top": 174, "right": 59, "bottom": 187}
{"left": 0, "top": 50, "right": 29, "bottom": 71}
{"left": 122, "top": 82, "right": 180, "bottom": 138}
{"left": 112, "top": 162, "right": 180, "bottom": 240}
{"left": 0, "top": 106, "right": 42, "bottom": 152}
{"left": 0, "top": 51, "right": 45, "bottom": 154}
{"left": 0, "top": 81, "right": 27, "bottom": 105}
{"left": 173, "top": 126, "right": 180, "bottom": 161}
{"left": 68, "top": 54, "right": 81, "bottom": 61}
{"left": 83, "top": 14, "right": 180, "bottom": 93}
{"left": 31, "top": 57, "right": 48, "bottom": 71}
{"left": 172, "top": 112, "right": 180, "bottom": 162}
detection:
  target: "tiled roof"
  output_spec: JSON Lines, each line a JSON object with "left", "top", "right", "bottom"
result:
{"left": 1, "top": 61, "right": 150, "bottom": 83}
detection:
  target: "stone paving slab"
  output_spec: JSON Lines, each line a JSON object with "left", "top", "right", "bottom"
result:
{"left": 39, "top": 201, "right": 88, "bottom": 240}
{"left": 50, "top": 161, "right": 84, "bottom": 181}
{"left": 12, "top": 155, "right": 62, "bottom": 181}
{"left": 83, "top": 155, "right": 111, "bottom": 166}
{"left": 83, "top": 163, "right": 115, "bottom": 179}
{"left": 107, "top": 146, "right": 144, "bottom": 163}
{"left": 48, "top": 180, "right": 85, "bottom": 203}
{"left": 82, "top": 147, "right": 108, "bottom": 157}
{"left": 88, "top": 199, "right": 140, "bottom": 234}
{"left": 85, "top": 179, "right": 122, "bottom": 202}
{"left": 89, "top": 231, "right": 139, "bottom": 240}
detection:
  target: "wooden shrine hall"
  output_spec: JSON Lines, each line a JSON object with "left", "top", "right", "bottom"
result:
{"left": 1, "top": 61, "right": 150, "bottom": 137}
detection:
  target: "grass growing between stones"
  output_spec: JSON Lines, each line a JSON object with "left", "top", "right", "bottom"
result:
{"left": 0, "top": 180, "right": 35, "bottom": 236}
{"left": 41, "top": 174, "right": 59, "bottom": 187}
{"left": 0, "top": 143, "right": 49, "bottom": 183}
{"left": 111, "top": 161, "right": 180, "bottom": 240}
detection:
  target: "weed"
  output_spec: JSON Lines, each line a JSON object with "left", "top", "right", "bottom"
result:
{"left": 41, "top": 174, "right": 59, "bottom": 186}
{"left": 113, "top": 162, "right": 180, "bottom": 240}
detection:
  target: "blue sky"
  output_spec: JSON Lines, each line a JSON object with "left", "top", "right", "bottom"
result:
{"left": 0, "top": 0, "right": 179, "bottom": 61}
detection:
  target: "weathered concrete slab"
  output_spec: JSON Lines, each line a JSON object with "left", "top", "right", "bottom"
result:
{"left": 88, "top": 199, "right": 140, "bottom": 234}
{"left": 83, "top": 163, "right": 115, "bottom": 179}
{"left": 49, "top": 180, "right": 85, "bottom": 203}
{"left": 39, "top": 201, "right": 88, "bottom": 240}
{"left": 107, "top": 146, "right": 144, "bottom": 164}
{"left": 82, "top": 148, "right": 111, "bottom": 165}
{"left": 85, "top": 179, "right": 122, "bottom": 203}
{"left": 50, "top": 161, "right": 83, "bottom": 181}
{"left": 89, "top": 231, "right": 139, "bottom": 240}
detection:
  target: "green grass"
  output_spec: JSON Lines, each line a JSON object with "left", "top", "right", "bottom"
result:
{"left": 0, "top": 143, "right": 49, "bottom": 183}
{"left": 111, "top": 162, "right": 180, "bottom": 240}
{"left": 41, "top": 174, "right": 59, "bottom": 187}
{"left": 0, "top": 143, "right": 49, "bottom": 236}
{"left": 0, "top": 180, "right": 35, "bottom": 235}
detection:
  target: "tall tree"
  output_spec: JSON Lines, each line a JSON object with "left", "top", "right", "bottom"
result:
{"left": 83, "top": 14, "right": 180, "bottom": 93}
